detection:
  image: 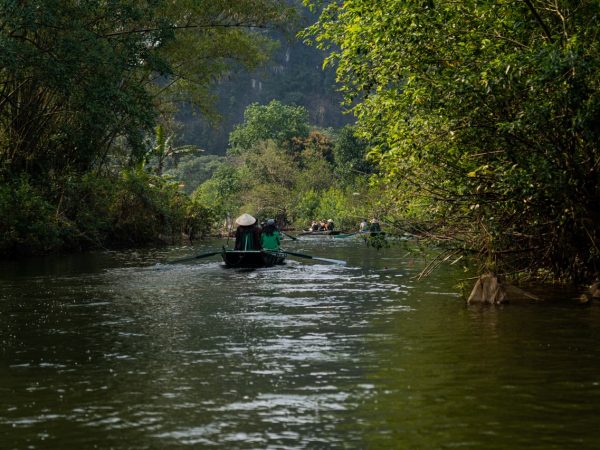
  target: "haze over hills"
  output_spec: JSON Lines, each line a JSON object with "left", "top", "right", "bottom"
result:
{"left": 175, "top": 17, "right": 352, "bottom": 155}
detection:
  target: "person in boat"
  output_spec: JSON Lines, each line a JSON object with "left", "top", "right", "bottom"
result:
{"left": 325, "top": 219, "right": 335, "bottom": 231}
{"left": 319, "top": 219, "right": 327, "bottom": 231}
{"left": 234, "top": 213, "right": 262, "bottom": 250}
{"left": 260, "top": 218, "right": 281, "bottom": 250}
{"left": 310, "top": 220, "right": 319, "bottom": 232}
{"left": 369, "top": 218, "right": 382, "bottom": 233}
{"left": 359, "top": 218, "right": 369, "bottom": 232}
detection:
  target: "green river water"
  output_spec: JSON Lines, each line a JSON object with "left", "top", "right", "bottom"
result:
{"left": 1, "top": 238, "right": 600, "bottom": 449}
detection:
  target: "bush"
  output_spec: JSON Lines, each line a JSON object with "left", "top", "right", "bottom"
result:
{"left": 0, "top": 169, "right": 215, "bottom": 256}
{"left": 0, "top": 178, "right": 61, "bottom": 255}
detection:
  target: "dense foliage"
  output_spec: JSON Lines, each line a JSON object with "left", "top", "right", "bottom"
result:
{"left": 0, "top": 170, "right": 213, "bottom": 255}
{"left": 304, "top": 0, "right": 600, "bottom": 283}
{"left": 228, "top": 100, "right": 310, "bottom": 153}
{"left": 0, "top": 0, "right": 293, "bottom": 255}
{"left": 192, "top": 101, "right": 376, "bottom": 231}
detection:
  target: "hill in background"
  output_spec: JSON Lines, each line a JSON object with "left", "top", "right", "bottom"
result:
{"left": 174, "top": 16, "right": 351, "bottom": 155}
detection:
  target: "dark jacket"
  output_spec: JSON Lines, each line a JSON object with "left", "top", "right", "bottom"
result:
{"left": 369, "top": 222, "right": 381, "bottom": 233}
{"left": 234, "top": 225, "right": 262, "bottom": 250}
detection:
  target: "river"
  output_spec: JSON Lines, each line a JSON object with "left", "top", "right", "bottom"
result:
{"left": 1, "top": 238, "right": 600, "bottom": 449}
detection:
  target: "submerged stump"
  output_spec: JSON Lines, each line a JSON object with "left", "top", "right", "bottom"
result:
{"left": 579, "top": 282, "right": 600, "bottom": 304}
{"left": 467, "top": 273, "right": 540, "bottom": 305}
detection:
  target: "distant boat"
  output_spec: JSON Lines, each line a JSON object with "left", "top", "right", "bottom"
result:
{"left": 298, "top": 230, "right": 341, "bottom": 236}
{"left": 221, "top": 249, "right": 286, "bottom": 268}
{"left": 334, "top": 231, "right": 386, "bottom": 239}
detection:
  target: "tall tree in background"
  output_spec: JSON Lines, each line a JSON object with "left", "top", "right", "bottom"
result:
{"left": 228, "top": 100, "right": 310, "bottom": 154}
{"left": 304, "top": 0, "right": 600, "bottom": 283}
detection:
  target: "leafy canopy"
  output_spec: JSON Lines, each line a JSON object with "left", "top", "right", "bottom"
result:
{"left": 0, "top": 0, "right": 293, "bottom": 179}
{"left": 303, "top": 0, "right": 600, "bottom": 282}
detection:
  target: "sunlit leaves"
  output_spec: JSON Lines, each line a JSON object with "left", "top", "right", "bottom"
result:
{"left": 228, "top": 100, "right": 310, "bottom": 154}
{"left": 305, "top": 0, "right": 600, "bottom": 282}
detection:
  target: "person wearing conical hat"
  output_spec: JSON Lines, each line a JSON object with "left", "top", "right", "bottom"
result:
{"left": 236, "top": 213, "right": 255, "bottom": 226}
{"left": 234, "top": 213, "right": 262, "bottom": 250}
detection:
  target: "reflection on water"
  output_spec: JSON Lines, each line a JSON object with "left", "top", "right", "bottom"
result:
{"left": 1, "top": 239, "right": 600, "bottom": 449}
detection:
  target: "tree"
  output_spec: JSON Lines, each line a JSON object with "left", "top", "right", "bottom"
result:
{"left": 236, "top": 140, "right": 300, "bottom": 219}
{"left": 0, "top": 0, "right": 293, "bottom": 180}
{"left": 304, "top": 0, "right": 600, "bottom": 283}
{"left": 332, "top": 125, "right": 372, "bottom": 182}
{"left": 228, "top": 100, "right": 310, "bottom": 153}
{"left": 164, "top": 154, "right": 225, "bottom": 194}
{"left": 193, "top": 164, "right": 242, "bottom": 221}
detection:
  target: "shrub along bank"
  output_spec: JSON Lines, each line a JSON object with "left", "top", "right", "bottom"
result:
{"left": 0, "top": 170, "right": 213, "bottom": 257}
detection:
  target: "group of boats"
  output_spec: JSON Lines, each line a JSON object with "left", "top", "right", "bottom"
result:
{"left": 219, "top": 226, "right": 387, "bottom": 267}
{"left": 218, "top": 230, "right": 385, "bottom": 268}
{"left": 300, "top": 230, "right": 386, "bottom": 239}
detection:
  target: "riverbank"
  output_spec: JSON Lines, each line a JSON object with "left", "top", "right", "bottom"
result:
{"left": 0, "top": 170, "right": 213, "bottom": 258}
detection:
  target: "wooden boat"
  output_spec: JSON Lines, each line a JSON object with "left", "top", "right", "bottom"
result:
{"left": 333, "top": 232, "right": 362, "bottom": 239}
{"left": 298, "top": 230, "right": 341, "bottom": 236}
{"left": 221, "top": 249, "right": 287, "bottom": 268}
{"left": 334, "top": 231, "right": 386, "bottom": 239}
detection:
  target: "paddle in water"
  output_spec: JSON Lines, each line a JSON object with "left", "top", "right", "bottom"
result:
{"left": 167, "top": 250, "right": 220, "bottom": 264}
{"left": 280, "top": 249, "right": 347, "bottom": 265}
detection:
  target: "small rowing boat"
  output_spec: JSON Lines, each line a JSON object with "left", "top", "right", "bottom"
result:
{"left": 221, "top": 249, "right": 287, "bottom": 268}
{"left": 298, "top": 230, "right": 341, "bottom": 236}
{"left": 334, "top": 231, "right": 386, "bottom": 239}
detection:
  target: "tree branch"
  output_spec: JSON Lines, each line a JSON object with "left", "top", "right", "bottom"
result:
{"left": 522, "top": 0, "right": 554, "bottom": 43}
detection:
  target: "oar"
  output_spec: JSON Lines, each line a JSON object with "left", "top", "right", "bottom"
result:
{"left": 167, "top": 250, "right": 220, "bottom": 264}
{"left": 282, "top": 249, "right": 347, "bottom": 265}
{"left": 282, "top": 232, "right": 298, "bottom": 241}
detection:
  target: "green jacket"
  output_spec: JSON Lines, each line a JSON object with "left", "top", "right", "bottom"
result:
{"left": 260, "top": 230, "right": 281, "bottom": 250}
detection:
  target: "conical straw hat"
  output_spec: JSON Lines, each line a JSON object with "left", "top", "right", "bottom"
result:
{"left": 235, "top": 213, "right": 256, "bottom": 226}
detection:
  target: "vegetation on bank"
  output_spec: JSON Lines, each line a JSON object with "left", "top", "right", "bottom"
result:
{"left": 185, "top": 100, "right": 380, "bottom": 232}
{"left": 303, "top": 0, "right": 600, "bottom": 284}
{"left": 0, "top": 0, "right": 293, "bottom": 256}
{"left": 0, "top": 170, "right": 212, "bottom": 256}
{"left": 2, "top": 0, "right": 599, "bottom": 290}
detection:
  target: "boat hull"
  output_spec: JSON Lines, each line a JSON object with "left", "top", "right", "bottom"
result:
{"left": 298, "top": 230, "right": 340, "bottom": 236}
{"left": 334, "top": 231, "right": 386, "bottom": 239}
{"left": 221, "top": 249, "right": 286, "bottom": 268}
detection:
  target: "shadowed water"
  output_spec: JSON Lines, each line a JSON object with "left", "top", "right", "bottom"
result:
{"left": 1, "top": 239, "right": 600, "bottom": 449}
